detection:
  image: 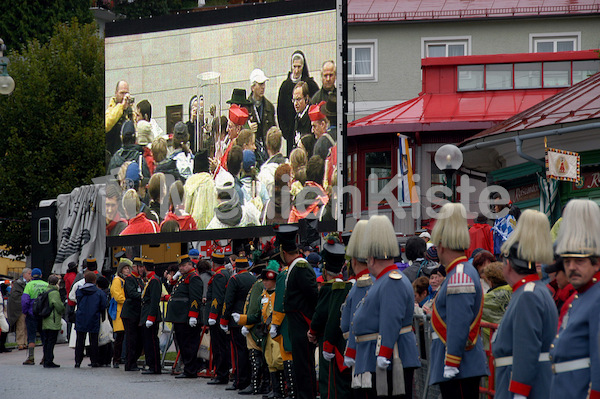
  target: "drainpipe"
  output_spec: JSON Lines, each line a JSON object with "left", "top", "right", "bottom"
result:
{"left": 515, "top": 136, "right": 544, "bottom": 166}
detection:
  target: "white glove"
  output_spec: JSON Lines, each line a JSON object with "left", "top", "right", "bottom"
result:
{"left": 443, "top": 366, "right": 459, "bottom": 379}
{"left": 220, "top": 324, "right": 228, "bottom": 332}
{"left": 145, "top": 320, "right": 154, "bottom": 328}
{"left": 269, "top": 324, "right": 279, "bottom": 338}
{"left": 377, "top": 356, "right": 391, "bottom": 369}
{"left": 344, "top": 356, "right": 355, "bottom": 368}
{"left": 248, "top": 121, "right": 258, "bottom": 134}
{"left": 241, "top": 326, "right": 249, "bottom": 336}
{"left": 232, "top": 313, "right": 241, "bottom": 323}
{"left": 172, "top": 271, "right": 181, "bottom": 281}
{"left": 323, "top": 351, "right": 335, "bottom": 362}
{"left": 189, "top": 317, "right": 198, "bottom": 328}
{"left": 208, "top": 318, "right": 216, "bottom": 326}
{"left": 513, "top": 395, "right": 527, "bottom": 399}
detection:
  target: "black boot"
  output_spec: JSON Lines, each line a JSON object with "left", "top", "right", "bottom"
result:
{"left": 283, "top": 361, "right": 296, "bottom": 399}
{"left": 258, "top": 359, "right": 271, "bottom": 394}
{"left": 0, "top": 332, "right": 12, "bottom": 353}
{"left": 239, "top": 349, "right": 261, "bottom": 395}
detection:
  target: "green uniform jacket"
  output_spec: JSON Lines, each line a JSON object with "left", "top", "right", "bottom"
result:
{"left": 283, "top": 258, "right": 318, "bottom": 319}
{"left": 309, "top": 282, "right": 333, "bottom": 338}
{"left": 165, "top": 271, "right": 203, "bottom": 323}
{"left": 241, "top": 279, "right": 266, "bottom": 345}
{"left": 323, "top": 281, "right": 352, "bottom": 365}
{"left": 121, "top": 274, "right": 144, "bottom": 320}
{"left": 221, "top": 270, "right": 256, "bottom": 327}
{"left": 273, "top": 267, "right": 292, "bottom": 352}
{"left": 42, "top": 286, "right": 65, "bottom": 331}
{"left": 140, "top": 273, "right": 162, "bottom": 325}
{"left": 207, "top": 267, "right": 231, "bottom": 321}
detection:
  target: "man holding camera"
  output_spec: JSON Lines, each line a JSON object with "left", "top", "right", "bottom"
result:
{"left": 106, "top": 80, "right": 133, "bottom": 155}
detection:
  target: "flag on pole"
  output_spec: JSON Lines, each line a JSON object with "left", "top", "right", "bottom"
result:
{"left": 546, "top": 147, "right": 579, "bottom": 182}
{"left": 537, "top": 172, "right": 560, "bottom": 223}
{"left": 398, "top": 135, "right": 417, "bottom": 204}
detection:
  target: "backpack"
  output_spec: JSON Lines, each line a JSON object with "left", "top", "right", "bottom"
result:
{"left": 33, "top": 289, "right": 53, "bottom": 318}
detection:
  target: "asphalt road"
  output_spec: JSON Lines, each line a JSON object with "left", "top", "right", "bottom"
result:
{"left": 0, "top": 343, "right": 241, "bottom": 399}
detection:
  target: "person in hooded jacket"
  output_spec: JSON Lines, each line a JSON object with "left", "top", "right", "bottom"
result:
{"left": 40, "top": 275, "right": 65, "bottom": 368}
{"left": 74, "top": 271, "right": 108, "bottom": 368}
{"left": 277, "top": 50, "right": 319, "bottom": 155}
{"left": 106, "top": 120, "right": 151, "bottom": 179}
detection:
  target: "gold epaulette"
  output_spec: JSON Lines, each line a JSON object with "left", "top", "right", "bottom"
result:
{"left": 332, "top": 281, "right": 346, "bottom": 290}
{"left": 389, "top": 271, "right": 402, "bottom": 280}
{"left": 357, "top": 275, "right": 373, "bottom": 288}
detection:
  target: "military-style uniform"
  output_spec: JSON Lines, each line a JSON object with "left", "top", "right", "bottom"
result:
{"left": 429, "top": 257, "right": 488, "bottom": 391}
{"left": 271, "top": 264, "right": 295, "bottom": 397}
{"left": 140, "top": 271, "right": 163, "bottom": 373}
{"left": 165, "top": 268, "right": 203, "bottom": 377}
{"left": 322, "top": 280, "right": 353, "bottom": 399}
{"left": 352, "top": 265, "right": 420, "bottom": 397}
{"left": 283, "top": 255, "right": 318, "bottom": 399}
{"left": 342, "top": 269, "right": 373, "bottom": 360}
{"left": 121, "top": 270, "right": 145, "bottom": 371}
{"left": 310, "top": 279, "right": 335, "bottom": 398}
{"left": 238, "top": 279, "right": 271, "bottom": 394}
{"left": 549, "top": 270, "right": 600, "bottom": 399}
{"left": 492, "top": 275, "right": 558, "bottom": 399}
{"left": 221, "top": 268, "right": 257, "bottom": 389}
{"left": 206, "top": 265, "right": 232, "bottom": 382}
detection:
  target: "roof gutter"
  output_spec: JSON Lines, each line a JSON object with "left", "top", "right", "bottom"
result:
{"left": 460, "top": 121, "right": 600, "bottom": 154}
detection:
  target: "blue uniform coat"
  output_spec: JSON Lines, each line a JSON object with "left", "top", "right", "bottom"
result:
{"left": 429, "top": 256, "right": 488, "bottom": 385}
{"left": 352, "top": 265, "right": 420, "bottom": 375}
{"left": 492, "top": 275, "right": 558, "bottom": 399}
{"left": 549, "top": 271, "right": 600, "bottom": 399}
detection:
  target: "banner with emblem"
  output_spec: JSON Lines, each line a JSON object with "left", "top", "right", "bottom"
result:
{"left": 546, "top": 147, "right": 579, "bottom": 182}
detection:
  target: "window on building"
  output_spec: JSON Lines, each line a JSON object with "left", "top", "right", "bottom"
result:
{"left": 38, "top": 217, "right": 51, "bottom": 244}
{"left": 457, "top": 65, "right": 484, "bottom": 91}
{"left": 543, "top": 61, "right": 571, "bottom": 87}
{"left": 515, "top": 62, "right": 542, "bottom": 89}
{"left": 422, "top": 37, "right": 470, "bottom": 58}
{"left": 531, "top": 33, "right": 580, "bottom": 53}
{"left": 573, "top": 60, "right": 600, "bottom": 84}
{"left": 486, "top": 64, "right": 513, "bottom": 90}
{"left": 348, "top": 41, "right": 376, "bottom": 80}
{"left": 365, "top": 151, "right": 392, "bottom": 206}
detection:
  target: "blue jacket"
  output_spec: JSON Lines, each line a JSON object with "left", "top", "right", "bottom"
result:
{"left": 341, "top": 269, "right": 372, "bottom": 359}
{"left": 492, "top": 214, "right": 516, "bottom": 256}
{"left": 75, "top": 283, "right": 108, "bottom": 333}
{"left": 429, "top": 256, "right": 488, "bottom": 385}
{"left": 549, "top": 271, "right": 600, "bottom": 399}
{"left": 352, "top": 265, "right": 420, "bottom": 375}
{"left": 492, "top": 276, "right": 557, "bottom": 399}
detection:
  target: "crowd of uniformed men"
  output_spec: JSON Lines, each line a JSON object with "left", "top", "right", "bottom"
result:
{"left": 119, "top": 197, "right": 600, "bottom": 399}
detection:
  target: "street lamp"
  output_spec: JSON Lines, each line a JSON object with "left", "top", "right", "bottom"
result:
{"left": 434, "top": 144, "right": 463, "bottom": 201}
{"left": 0, "top": 39, "right": 15, "bottom": 95}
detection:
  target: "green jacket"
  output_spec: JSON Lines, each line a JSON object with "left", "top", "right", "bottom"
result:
{"left": 42, "top": 286, "right": 65, "bottom": 331}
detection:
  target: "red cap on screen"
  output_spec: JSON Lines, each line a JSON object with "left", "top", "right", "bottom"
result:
{"left": 229, "top": 104, "right": 249, "bottom": 126}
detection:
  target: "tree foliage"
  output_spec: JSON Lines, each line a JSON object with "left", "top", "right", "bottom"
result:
{"left": 0, "top": 20, "right": 105, "bottom": 257}
{"left": 0, "top": 0, "right": 93, "bottom": 51}
{"left": 113, "top": 0, "right": 169, "bottom": 19}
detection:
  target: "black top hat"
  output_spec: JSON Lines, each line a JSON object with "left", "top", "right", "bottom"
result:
{"left": 274, "top": 224, "right": 299, "bottom": 252}
{"left": 319, "top": 93, "right": 337, "bottom": 118}
{"left": 341, "top": 232, "right": 352, "bottom": 246}
{"left": 322, "top": 240, "right": 346, "bottom": 274}
{"left": 235, "top": 257, "right": 249, "bottom": 269}
{"left": 226, "top": 88, "right": 252, "bottom": 105}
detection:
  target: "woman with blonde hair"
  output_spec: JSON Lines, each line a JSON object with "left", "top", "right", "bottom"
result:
{"left": 492, "top": 209, "right": 557, "bottom": 399}
{"left": 289, "top": 148, "right": 307, "bottom": 199}
{"left": 119, "top": 189, "right": 159, "bottom": 235}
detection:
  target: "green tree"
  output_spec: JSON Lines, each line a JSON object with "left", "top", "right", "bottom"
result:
{"left": 0, "top": 20, "right": 105, "bottom": 257}
{"left": 113, "top": 0, "right": 169, "bottom": 19}
{"left": 0, "top": 0, "right": 93, "bottom": 51}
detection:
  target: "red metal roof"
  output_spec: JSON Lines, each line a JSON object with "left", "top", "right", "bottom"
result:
{"left": 348, "top": 89, "right": 564, "bottom": 136}
{"left": 464, "top": 72, "right": 600, "bottom": 141}
{"left": 348, "top": 0, "right": 600, "bottom": 23}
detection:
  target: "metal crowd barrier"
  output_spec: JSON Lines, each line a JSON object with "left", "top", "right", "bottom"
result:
{"left": 411, "top": 314, "right": 499, "bottom": 399}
